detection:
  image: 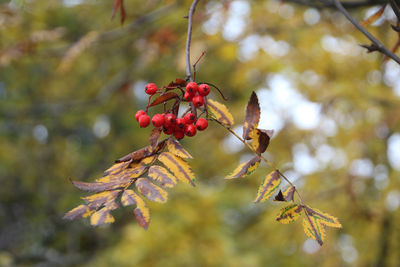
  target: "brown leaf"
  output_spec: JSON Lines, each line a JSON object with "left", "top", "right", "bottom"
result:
{"left": 250, "top": 129, "right": 273, "bottom": 155}
{"left": 149, "top": 92, "right": 179, "bottom": 107}
{"left": 274, "top": 186, "right": 295, "bottom": 202}
{"left": 225, "top": 156, "right": 261, "bottom": 179}
{"left": 274, "top": 190, "right": 285, "bottom": 201}
{"left": 81, "top": 190, "right": 121, "bottom": 209}
{"left": 167, "top": 79, "right": 187, "bottom": 88}
{"left": 63, "top": 205, "right": 93, "bottom": 220}
{"left": 71, "top": 179, "right": 130, "bottom": 192}
{"left": 149, "top": 128, "right": 162, "bottom": 151}
{"left": 243, "top": 91, "right": 260, "bottom": 140}
{"left": 115, "top": 139, "right": 166, "bottom": 163}
{"left": 360, "top": 4, "right": 386, "bottom": 27}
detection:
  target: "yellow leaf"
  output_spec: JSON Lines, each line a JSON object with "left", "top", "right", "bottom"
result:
{"left": 166, "top": 138, "right": 193, "bottom": 159}
{"left": 276, "top": 204, "right": 302, "bottom": 224}
{"left": 148, "top": 165, "right": 177, "bottom": 188}
{"left": 303, "top": 216, "right": 325, "bottom": 246}
{"left": 303, "top": 206, "right": 342, "bottom": 228}
{"left": 254, "top": 170, "right": 281, "bottom": 203}
{"left": 249, "top": 128, "right": 272, "bottom": 155}
{"left": 135, "top": 178, "right": 168, "bottom": 203}
{"left": 225, "top": 156, "right": 261, "bottom": 179}
{"left": 63, "top": 204, "right": 94, "bottom": 220}
{"left": 81, "top": 190, "right": 121, "bottom": 209}
{"left": 121, "top": 189, "right": 150, "bottom": 229}
{"left": 141, "top": 155, "right": 157, "bottom": 165}
{"left": 90, "top": 209, "right": 115, "bottom": 226}
{"left": 158, "top": 152, "right": 195, "bottom": 186}
{"left": 208, "top": 98, "right": 234, "bottom": 126}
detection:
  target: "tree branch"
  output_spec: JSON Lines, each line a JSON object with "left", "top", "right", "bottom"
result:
{"left": 333, "top": 0, "right": 400, "bottom": 65}
{"left": 283, "top": 0, "right": 386, "bottom": 9}
{"left": 185, "top": 0, "right": 200, "bottom": 82}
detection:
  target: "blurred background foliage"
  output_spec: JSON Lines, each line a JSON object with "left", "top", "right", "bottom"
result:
{"left": 1, "top": 0, "right": 400, "bottom": 266}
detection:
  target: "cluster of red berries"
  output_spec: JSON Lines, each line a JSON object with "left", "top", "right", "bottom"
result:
{"left": 134, "top": 81, "right": 210, "bottom": 140}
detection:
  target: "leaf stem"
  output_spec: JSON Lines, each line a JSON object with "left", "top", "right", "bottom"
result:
{"left": 211, "top": 117, "right": 305, "bottom": 205}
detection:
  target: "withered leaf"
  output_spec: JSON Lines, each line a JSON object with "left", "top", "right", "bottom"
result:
{"left": 149, "top": 92, "right": 179, "bottom": 107}
{"left": 135, "top": 178, "right": 168, "bottom": 203}
{"left": 276, "top": 204, "right": 303, "bottom": 224}
{"left": 166, "top": 138, "right": 193, "bottom": 159}
{"left": 63, "top": 204, "right": 93, "bottom": 220}
{"left": 208, "top": 99, "right": 234, "bottom": 126}
{"left": 81, "top": 190, "right": 121, "bottom": 209}
{"left": 360, "top": 4, "right": 386, "bottom": 27}
{"left": 274, "top": 190, "right": 285, "bottom": 201}
{"left": 121, "top": 190, "right": 150, "bottom": 229}
{"left": 225, "top": 156, "right": 261, "bottom": 179}
{"left": 243, "top": 91, "right": 260, "bottom": 140}
{"left": 158, "top": 152, "right": 195, "bottom": 186}
{"left": 254, "top": 170, "right": 281, "bottom": 203}
{"left": 283, "top": 186, "right": 295, "bottom": 202}
{"left": 148, "top": 165, "right": 177, "bottom": 188}
{"left": 90, "top": 208, "right": 115, "bottom": 226}
{"left": 250, "top": 128, "right": 273, "bottom": 155}
{"left": 115, "top": 139, "right": 166, "bottom": 163}
{"left": 302, "top": 205, "right": 342, "bottom": 228}
{"left": 303, "top": 214, "right": 325, "bottom": 246}
{"left": 71, "top": 179, "right": 130, "bottom": 192}
{"left": 111, "top": 0, "right": 126, "bottom": 25}
{"left": 149, "top": 127, "right": 162, "bottom": 151}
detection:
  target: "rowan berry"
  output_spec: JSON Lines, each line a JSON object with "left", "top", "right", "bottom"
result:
{"left": 184, "top": 124, "right": 196, "bottom": 137}
{"left": 145, "top": 83, "right": 157, "bottom": 95}
{"left": 164, "top": 113, "right": 176, "bottom": 127}
{"left": 176, "top": 118, "right": 186, "bottom": 129}
{"left": 138, "top": 114, "right": 150, "bottom": 128}
{"left": 198, "top": 84, "right": 210, "bottom": 96}
{"left": 163, "top": 126, "right": 174, "bottom": 135}
{"left": 152, "top": 114, "right": 165, "bottom": 127}
{"left": 186, "top": 82, "right": 198, "bottom": 94}
{"left": 192, "top": 95, "right": 204, "bottom": 107}
{"left": 174, "top": 129, "right": 185, "bottom": 139}
{"left": 184, "top": 91, "right": 194, "bottom": 101}
{"left": 195, "top": 118, "right": 208, "bottom": 131}
{"left": 183, "top": 113, "right": 196, "bottom": 124}
{"left": 135, "top": 110, "right": 146, "bottom": 121}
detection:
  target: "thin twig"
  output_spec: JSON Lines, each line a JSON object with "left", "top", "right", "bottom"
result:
{"left": 193, "top": 51, "right": 206, "bottom": 81}
{"left": 333, "top": 0, "right": 400, "bottom": 65}
{"left": 185, "top": 0, "right": 201, "bottom": 81}
{"left": 211, "top": 117, "right": 305, "bottom": 205}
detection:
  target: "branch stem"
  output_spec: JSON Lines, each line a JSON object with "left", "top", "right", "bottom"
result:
{"left": 185, "top": 0, "right": 201, "bottom": 81}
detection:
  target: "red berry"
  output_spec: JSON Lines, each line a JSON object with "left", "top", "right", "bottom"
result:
{"left": 152, "top": 114, "right": 165, "bottom": 127}
{"left": 174, "top": 129, "right": 185, "bottom": 139}
{"left": 195, "top": 118, "right": 208, "bottom": 131}
{"left": 184, "top": 113, "right": 196, "bottom": 124}
{"left": 138, "top": 114, "right": 150, "bottom": 128}
{"left": 164, "top": 113, "right": 176, "bottom": 127}
{"left": 184, "top": 91, "right": 194, "bottom": 101}
{"left": 163, "top": 126, "right": 174, "bottom": 135}
{"left": 135, "top": 110, "right": 146, "bottom": 121}
{"left": 186, "top": 82, "right": 198, "bottom": 94}
{"left": 198, "top": 84, "right": 210, "bottom": 96}
{"left": 145, "top": 83, "right": 157, "bottom": 95}
{"left": 192, "top": 95, "right": 204, "bottom": 107}
{"left": 176, "top": 118, "right": 186, "bottom": 129}
{"left": 184, "top": 124, "right": 196, "bottom": 137}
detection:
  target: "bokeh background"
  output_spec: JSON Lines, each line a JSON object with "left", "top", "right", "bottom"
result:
{"left": 1, "top": 0, "right": 400, "bottom": 266}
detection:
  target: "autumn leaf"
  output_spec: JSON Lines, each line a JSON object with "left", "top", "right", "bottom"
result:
{"left": 276, "top": 204, "right": 303, "bottom": 224}
{"left": 225, "top": 156, "right": 261, "bottom": 179}
{"left": 208, "top": 98, "right": 234, "bottom": 126}
{"left": 158, "top": 152, "right": 195, "bottom": 186}
{"left": 149, "top": 128, "right": 162, "bottom": 151}
{"left": 166, "top": 138, "right": 193, "bottom": 159}
{"left": 275, "top": 186, "right": 296, "bottom": 202}
{"left": 303, "top": 206, "right": 342, "bottom": 228}
{"left": 115, "top": 140, "right": 166, "bottom": 163}
{"left": 71, "top": 179, "right": 130, "bottom": 192}
{"left": 303, "top": 215, "right": 325, "bottom": 246}
{"left": 90, "top": 209, "right": 115, "bottom": 226}
{"left": 63, "top": 205, "right": 93, "bottom": 220}
{"left": 149, "top": 92, "right": 179, "bottom": 107}
{"left": 249, "top": 128, "right": 273, "bottom": 155}
{"left": 81, "top": 190, "right": 121, "bottom": 209}
{"left": 135, "top": 178, "right": 168, "bottom": 203}
{"left": 121, "top": 189, "right": 150, "bottom": 229}
{"left": 254, "top": 170, "right": 281, "bottom": 203}
{"left": 111, "top": 0, "right": 126, "bottom": 25}
{"left": 243, "top": 91, "right": 260, "bottom": 140}
{"left": 148, "top": 165, "right": 177, "bottom": 188}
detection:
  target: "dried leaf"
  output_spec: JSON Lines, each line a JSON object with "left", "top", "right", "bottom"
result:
{"left": 149, "top": 92, "right": 179, "bottom": 107}
{"left": 254, "top": 170, "right": 281, "bottom": 203}
{"left": 103, "top": 161, "right": 131, "bottom": 177}
{"left": 276, "top": 204, "right": 303, "bottom": 224}
{"left": 82, "top": 190, "right": 121, "bottom": 209}
{"left": 135, "top": 178, "right": 168, "bottom": 203}
{"left": 360, "top": 4, "right": 386, "bottom": 27}
{"left": 303, "top": 206, "right": 342, "bottom": 228}
{"left": 250, "top": 128, "right": 273, "bottom": 155}
{"left": 243, "top": 91, "right": 260, "bottom": 140}
{"left": 115, "top": 139, "right": 166, "bottom": 163}
{"left": 140, "top": 155, "right": 157, "bottom": 165}
{"left": 71, "top": 179, "right": 130, "bottom": 192}
{"left": 303, "top": 215, "right": 325, "bottom": 246}
{"left": 208, "top": 99, "right": 234, "bottom": 126}
{"left": 225, "top": 156, "right": 261, "bottom": 179}
{"left": 158, "top": 152, "right": 195, "bottom": 186}
{"left": 111, "top": 0, "right": 126, "bottom": 24}
{"left": 121, "top": 189, "right": 150, "bottom": 229}
{"left": 274, "top": 190, "right": 285, "bottom": 201}
{"left": 149, "top": 128, "right": 162, "bottom": 151}
{"left": 63, "top": 205, "right": 93, "bottom": 220}
{"left": 166, "top": 138, "right": 193, "bottom": 159}
{"left": 90, "top": 209, "right": 115, "bottom": 226}
{"left": 283, "top": 186, "right": 295, "bottom": 202}
{"left": 148, "top": 165, "right": 177, "bottom": 188}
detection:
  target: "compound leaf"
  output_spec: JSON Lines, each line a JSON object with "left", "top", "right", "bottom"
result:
{"left": 225, "top": 156, "right": 261, "bottom": 179}
{"left": 254, "top": 170, "right": 281, "bottom": 203}
{"left": 135, "top": 178, "right": 168, "bottom": 203}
